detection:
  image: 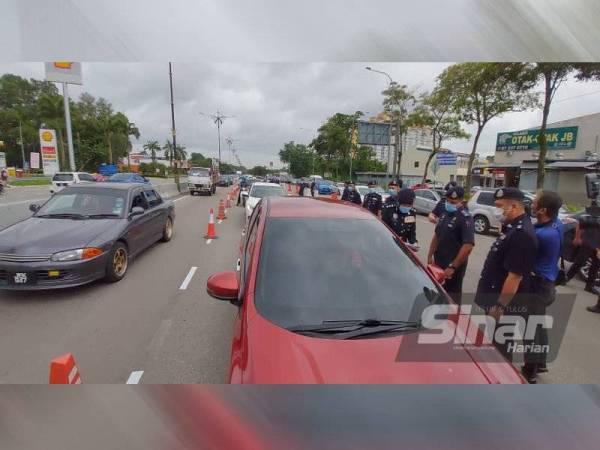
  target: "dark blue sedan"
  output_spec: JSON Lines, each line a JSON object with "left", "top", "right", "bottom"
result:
{"left": 107, "top": 173, "right": 151, "bottom": 184}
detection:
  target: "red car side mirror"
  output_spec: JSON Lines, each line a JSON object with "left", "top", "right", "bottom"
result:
{"left": 427, "top": 264, "right": 446, "bottom": 285}
{"left": 207, "top": 271, "right": 239, "bottom": 301}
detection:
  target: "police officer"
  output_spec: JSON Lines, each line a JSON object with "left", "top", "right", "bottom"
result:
{"left": 382, "top": 185, "right": 418, "bottom": 247}
{"left": 362, "top": 181, "right": 383, "bottom": 216}
{"left": 474, "top": 188, "right": 538, "bottom": 358}
{"left": 428, "top": 181, "right": 458, "bottom": 224}
{"left": 427, "top": 186, "right": 474, "bottom": 303}
{"left": 342, "top": 181, "right": 362, "bottom": 205}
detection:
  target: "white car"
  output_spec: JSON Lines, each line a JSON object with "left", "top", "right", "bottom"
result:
{"left": 245, "top": 182, "right": 285, "bottom": 220}
{"left": 50, "top": 172, "right": 96, "bottom": 194}
{"left": 355, "top": 185, "right": 389, "bottom": 204}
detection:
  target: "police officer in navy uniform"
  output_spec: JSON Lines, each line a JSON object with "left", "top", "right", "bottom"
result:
{"left": 382, "top": 180, "right": 400, "bottom": 228}
{"left": 362, "top": 180, "right": 383, "bottom": 216}
{"left": 474, "top": 187, "right": 538, "bottom": 358}
{"left": 427, "top": 186, "right": 474, "bottom": 303}
{"left": 428, "top": 181, "right": 458, "bottom": 224}
{"left": 382, "top": 185, "right": 418, "bottom": 247}
{"left": 342, "top": 180, "right": 362, "bottom": 205}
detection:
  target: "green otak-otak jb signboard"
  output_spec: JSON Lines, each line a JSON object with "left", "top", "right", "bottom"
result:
{"left": 496, "top": 126, "right": 578, "bottom": 151}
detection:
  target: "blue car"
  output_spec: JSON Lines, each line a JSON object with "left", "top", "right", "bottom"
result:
{"left": 314, "top": 180, "right": 333, "bottom": 195}
{"left": 107, "top": 173, "right": 151, "bottom": 184}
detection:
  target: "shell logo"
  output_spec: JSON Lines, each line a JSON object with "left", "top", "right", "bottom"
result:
{"left": 54, "top": 62, "right": 73, "bottom": 70}
{"left": 41, "top": 131, "right": 54, "bottom": 142}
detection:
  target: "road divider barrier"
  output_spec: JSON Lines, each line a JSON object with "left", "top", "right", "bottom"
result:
{"left": 204, "top": 208, "right": 218, "bottom": 239}
{"left": 217, "top": 199, "right": 227, "bottom": 221}
{"left": 49, "top": 353, "right": 82, "bottom": 384}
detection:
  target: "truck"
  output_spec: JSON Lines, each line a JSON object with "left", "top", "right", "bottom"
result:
{"left": 187, "top": 164, "right": 218, "bottom": 195}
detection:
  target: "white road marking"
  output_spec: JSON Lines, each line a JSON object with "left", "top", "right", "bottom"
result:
{"left": 126, "top": 370, "right": 144, "bottom": 384}
{"left": 173, "top": 195, "right": 191, "bottom": 203}
{"left": 179, "top": 266, "right": 198, "bottom": 290}
{"left": 206, "top": 239, "right": 212, "bottom": 245}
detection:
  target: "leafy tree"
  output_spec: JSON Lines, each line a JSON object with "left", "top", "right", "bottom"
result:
{"left": 279, "top": 141, "right": 313, "bottom": 178}
{"left": 529, "top": 63, "right": 600, "bottom": 188}
{"left": 439, "top": 63, "right": 539, "bottom": 192}
{"left": 407, "top": 88, "right": 470, "bottom": 183}
{"left": 249, "top": 166, "right": 268, "bottom": 176}
{"left": 143, "top": 140, "right": 161, "bottom": 163}
{"left": 382, "top": 83, "right": 416, "bottom": 175}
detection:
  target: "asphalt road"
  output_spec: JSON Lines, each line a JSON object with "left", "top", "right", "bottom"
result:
{"left": 0, "top": 187, "right": 239, "bottom": 384}
{"left": 0, "top": 187, "right": 599, "bottom": 384}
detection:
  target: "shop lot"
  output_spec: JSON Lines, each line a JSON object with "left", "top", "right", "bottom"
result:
{"left": 0, "top": 190, "right": 599, "bottom": 384}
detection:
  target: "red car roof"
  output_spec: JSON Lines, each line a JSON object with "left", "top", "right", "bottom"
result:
{"left": 267, "top": 197, "right": 375, "bottom": 219}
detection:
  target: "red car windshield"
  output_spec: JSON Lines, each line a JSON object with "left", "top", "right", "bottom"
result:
{"left": 254, "top": 218, "right": 443, "bottom": 331}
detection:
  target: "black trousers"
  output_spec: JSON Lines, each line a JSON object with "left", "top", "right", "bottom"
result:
{"left": 443, "top": 264, "right": 467, "bottom": 304}
{"left": 566, "top": 244, "right": 599, "bottom": 290}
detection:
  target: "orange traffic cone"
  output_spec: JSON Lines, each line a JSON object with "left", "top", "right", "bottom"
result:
{"left": 217, "top": 199, "right": 227, "bottom": 220}
{"left": 226, "top": 194, "right": 232, "bottom": 209}
{"left": 204, "top": 208, "right": 218, "bottom": 239}
{"left": 49, "top": 353, "right": 82, "bottom": 384}
{"left": 331, "top": 191, "right": 338, "bottom": 200}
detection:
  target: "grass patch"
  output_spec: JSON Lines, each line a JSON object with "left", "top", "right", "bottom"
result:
{"left": 9, "top": 178, "right": 51, "bottom": 186}
{"left": 564, "top": 203, "right": 585, "bottom": 213}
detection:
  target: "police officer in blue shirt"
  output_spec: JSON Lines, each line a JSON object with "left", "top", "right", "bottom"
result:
{"left": 382, "top": 185, "right": 418, "bottom": 247}
{"left": 362, "top": 181, "right": 383, "bottom": 216}
{"left": 474, "top": 187, "right": 538, "bottom": 358}
{"left": 521, "top": 190, "right": 564, "bottom": 383}
{"left": 427, "top": 186, "right": 474, "bottom": 303}
{"left": 428, "top": 181, "right": 458, "bottom": 224}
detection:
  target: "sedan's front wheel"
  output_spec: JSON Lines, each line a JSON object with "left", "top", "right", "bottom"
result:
{"left": 160, "top": 216, "right": 174, "bottom": 242}
{"left": 105, "top": 242, "right": 129, "bottom": 282}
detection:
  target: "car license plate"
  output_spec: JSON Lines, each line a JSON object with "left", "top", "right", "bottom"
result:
{"left": 9, "top": 272, "right": 36, "bottom": 285}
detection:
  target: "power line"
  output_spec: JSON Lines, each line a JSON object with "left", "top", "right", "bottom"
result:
{"left": 553, "top": 88, "right": 600, "bottom": 103}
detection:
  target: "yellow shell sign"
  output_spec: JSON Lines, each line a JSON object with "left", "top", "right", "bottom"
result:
{"left": 41, "top": 131, "right": 54, "bottom": 142}
{"left": 54, "top": 62, "right": 73, "bottom": 70}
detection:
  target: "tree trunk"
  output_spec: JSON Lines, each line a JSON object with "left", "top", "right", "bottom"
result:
{"left": 422, "top": 150, "right": 437, "bottom": 184}
{"left": 395, "top": 120, "right": 402, "bottom": 178}
{"left": 465, "top": 126, "right": 483, "bottom": 194}
{"left": 107, "top": 131, "right": 113, "bottom": 165}
{"left": 537, "top": 73, "right": 553, "bottom": 189}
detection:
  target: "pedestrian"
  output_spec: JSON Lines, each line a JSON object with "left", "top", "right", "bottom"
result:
{"left": 474, "top": 187, "right": 538, "bottom": 360}
{"left": 428, "top": 181, "right": 458, "bottom": 224}
{"left": 362, "top": 181, "right": 383, "bottom": 217}
{"left": 564, "top": 214, "right": 600, "bottom": 294}
{"left": 520, "top": 190, "right": 564, "bottom": 383}
{"left": 427, "top": 186, "right": 474, "bottom": 303}
{"left": 340, "top": 180, "right": 351, "bottom": 201}
{"left": 298, "top": 179, "right": 306, "bottom": 197}
{"left": 342, "top": 181, "right": 362, "bottom": 205}
{"left": 310, "top": 179, "right": 316, "bottom": 197}
{"left": 587, "top": 249, "right": 600, "bottom": 313}
{"left": 0, "top": 168, "right": 8, "bottom": 186}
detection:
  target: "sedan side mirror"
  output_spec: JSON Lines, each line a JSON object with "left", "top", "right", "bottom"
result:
{"left": 427, "top": 264, "right": 446, "bottom": 285}
{"left": 129, "top": 206, "right": 145, "bottom": 218}
{"left": 207, "top": 271, "right": 239, "bottom": 302}
{"left": 29, "top": 203, "right": 40, "bottom": 212}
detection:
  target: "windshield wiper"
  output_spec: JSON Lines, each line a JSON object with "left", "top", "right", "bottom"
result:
{"left": 287, "top": 319, "right": 420, "bottom": 334}
{"left": 36, "top": 213, "right": 89, "bottom": 220}
{"left": 87, "top": 213, "right": 121, "bottom": 219}
{"left": 343, "top": 321, "right": 422, "bottom": 339}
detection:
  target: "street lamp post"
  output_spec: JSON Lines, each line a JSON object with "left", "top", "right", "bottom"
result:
{"left": 366, "top": 66, "right": 399, "bottom": 183}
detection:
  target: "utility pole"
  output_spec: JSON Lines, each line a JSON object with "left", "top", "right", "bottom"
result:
{"left": 16, "top": 121, "right": 26, "bottom": 169}
{"left": 62, "top": 83, "right": 76, "bottom": 171}
{"left": 199, "top": 111, "right": 234, "bottom": 171}
{"left": 169, "top": 62, "right": 181, "bottom": 192}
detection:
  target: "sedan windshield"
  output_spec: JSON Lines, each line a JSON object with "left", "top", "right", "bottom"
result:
{"left": 189, "top": 169, "right": 210, "bottom": 177}
{"left": 36, "top": 189, "right": 127, "bottom": 218}
{"left": 255, "top": 218, "right": 442, "bottom": 331}
{"left": 250, "top": 185, "right": 284, "bottom": 198}
{"left": 52, "top": 173, "right": 74, "bottom": 181}
{"left": 108, "top": 173, "right": 131, "bottom": 181}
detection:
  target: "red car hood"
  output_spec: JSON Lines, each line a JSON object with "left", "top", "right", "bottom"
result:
{"left": 242, "top": 313, "right": 524, "bottom": 384}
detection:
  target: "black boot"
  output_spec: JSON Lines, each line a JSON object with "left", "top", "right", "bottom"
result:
{"left": 586, "top": 300, "right": 600, "bottom": 314}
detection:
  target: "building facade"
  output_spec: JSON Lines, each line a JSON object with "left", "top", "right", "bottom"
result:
{"left": 473, "top": 112, "right": 600, "bottom": 204}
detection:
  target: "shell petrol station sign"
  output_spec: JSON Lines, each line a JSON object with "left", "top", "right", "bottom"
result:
{"left": 39, "top": 129, "right": 60, "bottom": 175}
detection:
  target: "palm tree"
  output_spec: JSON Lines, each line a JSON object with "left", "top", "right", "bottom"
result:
{"left": 175, "top": 144, "right": 187, "bottom": 162}
{"left": 163, "top": 140, "right": 175, "bottom": 168}
{"left": 125, "top": 121, "right": 140, "bottom": 169}
{"left": 38, "top": 95, "right": 67, "bottom": 169}
{"left": 143, "top": 140, "right": 160, "bottom": 163}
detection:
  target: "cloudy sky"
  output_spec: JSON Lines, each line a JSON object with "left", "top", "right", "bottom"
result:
{"left": 2, "top": 62, "right": 600, "bottom": 168}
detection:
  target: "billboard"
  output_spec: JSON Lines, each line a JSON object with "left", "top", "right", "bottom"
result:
{"left": 358, "top": 121, "right": 391, "bottom": 146}
{"left": 45, "top": 62, "right": 83, "bottom": 85}
{"left": 30, "top": 152, "right": 40, "bottom": 169}
{"left": 496, "top": 126, "right": 578, "bottom": 151}
{"left": 39, "top": 129, "right": 60, "bottom": 175}
{"left": 436, "top": 152, "right": 457, "bottom": 166}
{"left": 0, "top": 151, "right": 6, "bottom": 168}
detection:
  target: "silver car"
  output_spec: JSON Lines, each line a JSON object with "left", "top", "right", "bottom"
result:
{"left": 467, "top": 189, "right": 568, "bottom": 234}
{"left": 413, "top": 189, "right": 442, "bottom": 215}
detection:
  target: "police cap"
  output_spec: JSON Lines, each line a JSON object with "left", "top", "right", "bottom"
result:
{"left": 494, "top": 187, "right": 524, "bottom": 202}
{"left": 444, "top": 180, "right": 458, "bottom": 191}
{"left": 388, "top": 180, "right": 399, "bottom": 188}
{"left": 446, "top": 186, "right": 465, "bottom": 200}
{"left": 398, "top": 188, "right": 415, "bottom": 205}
